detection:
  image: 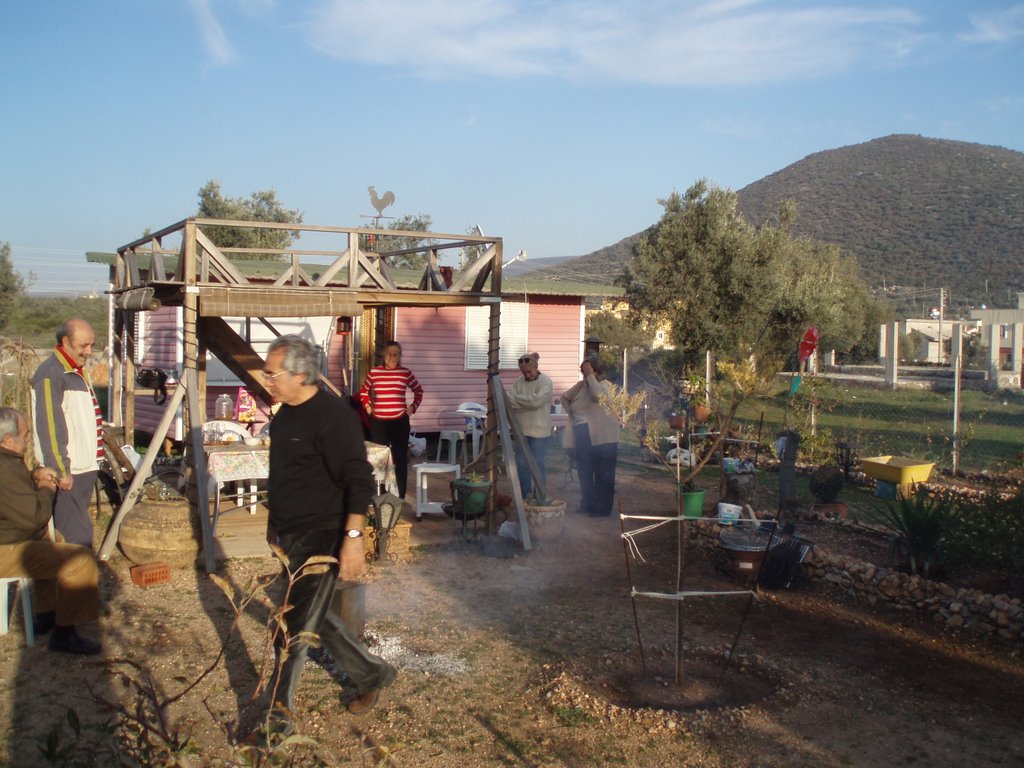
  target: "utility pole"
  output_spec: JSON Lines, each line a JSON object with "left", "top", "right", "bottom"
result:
{"left": 938, "top": 287, "right": 946, "bottom": 365}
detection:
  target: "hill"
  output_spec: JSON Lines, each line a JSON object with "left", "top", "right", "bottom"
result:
{"left": 524, "top": 135, "right": 1024, "bottom": 311}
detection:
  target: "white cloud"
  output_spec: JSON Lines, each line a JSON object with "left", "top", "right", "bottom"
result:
{"left": 959, "top": 5, "right": 1024, "bottom": 44}
{"left": 301, "top": 0, "right": 924, "bottom": 85}
{"left": 189, "top": 0, "right": 235, "bottom": 65}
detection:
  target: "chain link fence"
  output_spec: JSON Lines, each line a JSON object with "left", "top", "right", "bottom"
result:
{"left": 616, "top": 347, "right": 1024, "bottom": 477}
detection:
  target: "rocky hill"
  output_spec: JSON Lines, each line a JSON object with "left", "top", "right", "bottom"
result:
{"left": 526, "top": 135, "right": 1024, "bottom": 310}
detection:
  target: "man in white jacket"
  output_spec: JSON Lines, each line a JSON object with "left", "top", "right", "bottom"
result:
{"left": 30, "top": 318, "right": 103, "bottom": 549}
{"left": 509, "top": 352, "right": 553, "bottom": 501}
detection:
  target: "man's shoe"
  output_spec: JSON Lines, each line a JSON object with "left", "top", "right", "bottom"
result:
{"left": 32, "top": 610, "right": 57, "bottom": 636}
{"left": 49, "top": 628, "right": 101, "bottom": 656}
{"left": 347, "top": 662, "right": 397, "bottom": 715}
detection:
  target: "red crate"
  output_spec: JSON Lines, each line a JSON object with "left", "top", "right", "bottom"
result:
{"left": 130, "top": 562, "right": 171, "bottom": 587}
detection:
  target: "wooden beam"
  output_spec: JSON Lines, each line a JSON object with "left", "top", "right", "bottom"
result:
{"left": 490, "top": 374, "right": 532, "bottom": 550}
{"left": 199, "top": 317, "right": 273, "bottom": 405}
{"left": 194, "top": 228, "right": 249, "bottom": 285}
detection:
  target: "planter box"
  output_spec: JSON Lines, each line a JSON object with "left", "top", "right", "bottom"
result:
{"left": 861, "top": 456, "right": 935, "bottom": 485}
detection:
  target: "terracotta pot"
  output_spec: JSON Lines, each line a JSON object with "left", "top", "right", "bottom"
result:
{"left": 691, "top": 404, "right": 711, "bottom": 423}
{"left": 525, "top": 498, "right": 567, "bottom": 523}
{"left": 668, "top": 413, "right": 685, "bottom": 430}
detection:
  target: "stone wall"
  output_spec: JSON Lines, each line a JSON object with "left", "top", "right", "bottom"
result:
{"left": 690, "top": 520, "right": 1024, "bottom": 645}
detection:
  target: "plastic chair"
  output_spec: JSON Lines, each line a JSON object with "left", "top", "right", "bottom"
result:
{"left": 0, "top": 578, "right": 35, "bottom": 646}
{"left": 1, "top": 520, "right": 52, "bottom": 647}
{"left": 457, "top": 402, "right": 487, "bottom": 462}
{"left": 436, "top": 430, "right": 465, "bottom": 464}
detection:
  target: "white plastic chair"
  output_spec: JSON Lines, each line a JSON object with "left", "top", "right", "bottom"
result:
{"left": 457, "top": 402, "right": 487, "bottom": 462}
{"left": 203, "top": 420, "right": 260, "bottom": 532}
{"left": 0, "top": 578, "right": 35, "bottom": 646}
{"left": 1, "top": 520, "right": 54, "bottom": 647}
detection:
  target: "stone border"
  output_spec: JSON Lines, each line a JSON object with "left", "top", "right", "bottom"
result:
{"left": 688, "top": 519, "right": 1024, "bottom": 645}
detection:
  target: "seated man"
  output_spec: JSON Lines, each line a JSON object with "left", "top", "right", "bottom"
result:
{"left": 0, "top": 407, "right": 101, "bottom": 655}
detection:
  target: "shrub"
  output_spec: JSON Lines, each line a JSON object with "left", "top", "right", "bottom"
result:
{"left": 809, "top": 464, "right": 844, "bottom": 503}
{"left": 943, "top": 488, "right": 1024, "bottom": 592}
{"left": 868, "top": 489, "right": 952, "bottom": 577}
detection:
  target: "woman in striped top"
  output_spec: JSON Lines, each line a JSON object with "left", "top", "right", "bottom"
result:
{"left": 359, "top": 341, "right": 423, "bottom": 499}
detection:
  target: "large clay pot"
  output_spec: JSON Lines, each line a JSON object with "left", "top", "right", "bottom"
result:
{"left": 119, "top": 498, "right": 200, "bottom": 568}
{"left": 525, "top": 498, "right": 567, "bottom": 524}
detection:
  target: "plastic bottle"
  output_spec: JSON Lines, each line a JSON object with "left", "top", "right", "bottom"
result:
{"left": 214, "top": 393, "right": 233, "bottom": 420}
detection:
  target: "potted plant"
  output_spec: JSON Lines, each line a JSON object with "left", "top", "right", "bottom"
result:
{"left": 809, "top": 464, "right": 847, "bottom": 520}
{"left": 680, "top": 478, "right": 706, "bottom": 519}
{"left": 449, "top": 471, "right": 491, "bottom": 520}
{"left": 683, "top": 373, "right": 711, "bottom": 424}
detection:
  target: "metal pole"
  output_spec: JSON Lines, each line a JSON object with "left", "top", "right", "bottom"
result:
{"left": 619, "top": 503, "right": 647, "bottom": 675}
{"left": 674, "top": 490, "right": 685, "bottom": 685}
{"left": 952, "top": 339, "right": 962, "bottom": 474}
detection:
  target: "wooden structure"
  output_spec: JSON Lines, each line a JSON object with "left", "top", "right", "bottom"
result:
{"left": 97, "top": 217, "right": 507, "bottom": 572}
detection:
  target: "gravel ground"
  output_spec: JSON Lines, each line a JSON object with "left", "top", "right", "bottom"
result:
{"left": 2, "top": 464, "right": 1023, "bottom": 767}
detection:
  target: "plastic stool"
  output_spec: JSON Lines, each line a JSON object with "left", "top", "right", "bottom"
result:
{"left": 436, "top": 430, "right": 465, "bottom": 464}
{"left": 0, "top": 578, "right": 35, "bottom": 646}
{"left": 414, "top": 463, "right": 461, "bottom": 520}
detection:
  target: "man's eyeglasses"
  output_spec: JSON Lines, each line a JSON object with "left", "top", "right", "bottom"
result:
{"left": 262, "top": 369, "right": 290, "bottom": 382}
{"left": 518, "top": 357, "right": 532, "bottom": 365}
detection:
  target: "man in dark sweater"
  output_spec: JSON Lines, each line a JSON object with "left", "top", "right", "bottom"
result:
{"left": 262, "top": 335, "right": 396, "bottom": 736}
{"left": 0, "top": 407, "right": 101, "bottom": 654}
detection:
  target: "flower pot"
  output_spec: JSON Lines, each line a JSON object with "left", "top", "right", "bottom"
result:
{"left": 668, "top": 413, "right": 686, "bottom": 430}
{"left": 681, "top": 489, "right": 706, "bottom": 519}
{"left": 449, "top": 478, "right": 491, "bottom": 519}
{"left": 691, "top": 404, "right": 711, "bottom": 424}
{"left": 525, "top": 498, "right": 567, "bottom": 523}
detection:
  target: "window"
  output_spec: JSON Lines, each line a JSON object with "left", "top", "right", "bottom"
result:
{"left": 465, "top": 302, "right": 528, "bottom": 369}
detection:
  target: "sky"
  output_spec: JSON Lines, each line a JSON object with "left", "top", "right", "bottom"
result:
{"left": 2, "top": 0, "right": 1022, "bottom": 294}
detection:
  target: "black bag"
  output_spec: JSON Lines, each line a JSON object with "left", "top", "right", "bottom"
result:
{"left": 136, "top": 368, "right": 170, "bottom": 405}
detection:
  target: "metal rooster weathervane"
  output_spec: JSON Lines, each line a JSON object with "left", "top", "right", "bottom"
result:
{"left": 368, "top": 185, "right": 396, "bottom": 216}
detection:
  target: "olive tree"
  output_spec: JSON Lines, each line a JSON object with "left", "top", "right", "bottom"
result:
{"left": 196, "top": 181, "right": 304, "bottom": 258}
{"left": 0, "top": 242, "right": 25, "bottom": 332}
{"left": 619, "top": 180, "right": 872, "bottom": 368}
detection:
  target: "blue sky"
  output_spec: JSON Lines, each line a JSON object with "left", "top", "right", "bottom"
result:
{"left": 2, "top": 0, "right": 1022, "bottom": 294}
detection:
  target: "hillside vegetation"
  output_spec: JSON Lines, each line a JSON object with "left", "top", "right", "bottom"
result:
{"left": 528, "top": 135, "right": 1024, "bottom": 313}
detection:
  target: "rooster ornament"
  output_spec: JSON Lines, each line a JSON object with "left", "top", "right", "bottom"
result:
{"left": 368, "top": 186, "right": 396, "bottom": 216}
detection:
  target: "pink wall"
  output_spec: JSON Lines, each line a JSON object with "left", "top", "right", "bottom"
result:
{"left": 387, "top": 298, "right": 585, "bottom": 433}
{"left": 126, "top": 296, "right": 588, "bottom": 442}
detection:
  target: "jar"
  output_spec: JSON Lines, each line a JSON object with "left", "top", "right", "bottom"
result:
{"left": 214, "top": 393, "right": 233, "bottom": 420}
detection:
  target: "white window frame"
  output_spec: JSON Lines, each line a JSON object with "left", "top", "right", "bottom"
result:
{"left": 465, "top": 301, "right": 528, "bottom": 369}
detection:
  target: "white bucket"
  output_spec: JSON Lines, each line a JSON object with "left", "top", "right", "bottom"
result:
{"left": 717, "top": 502, "right": 742, "bottom": 526}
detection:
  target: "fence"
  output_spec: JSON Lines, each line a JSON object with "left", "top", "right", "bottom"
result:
{"left": 617, "top": 347, "right": 1024, "bottom": 477}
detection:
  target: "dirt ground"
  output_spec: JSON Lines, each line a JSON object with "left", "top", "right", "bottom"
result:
{"left": 2, "top": 460, "right": 1024, "bottom": 767}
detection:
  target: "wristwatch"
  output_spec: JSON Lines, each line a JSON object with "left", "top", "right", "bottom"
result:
{"left": 344, "top": 529, "right": 363, "bottom": 539}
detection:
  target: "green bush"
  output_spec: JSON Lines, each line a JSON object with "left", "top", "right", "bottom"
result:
{"left": 869, "top": 489, "right": 952, "bottom": 577}
{"left": 809, "top": 464, "right": 844, "bottom": 503}
{"left": 944, "top": 488, "right": 1024, "bottom": 592}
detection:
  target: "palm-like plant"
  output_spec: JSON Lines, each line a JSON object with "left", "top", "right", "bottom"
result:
{"left": 870, "top": 489, "right": 952, "bottom": 577}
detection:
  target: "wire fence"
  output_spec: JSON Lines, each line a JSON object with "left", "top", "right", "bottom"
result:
{"left": 614, "top": 347, "right": 1024, "bottom": 478}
